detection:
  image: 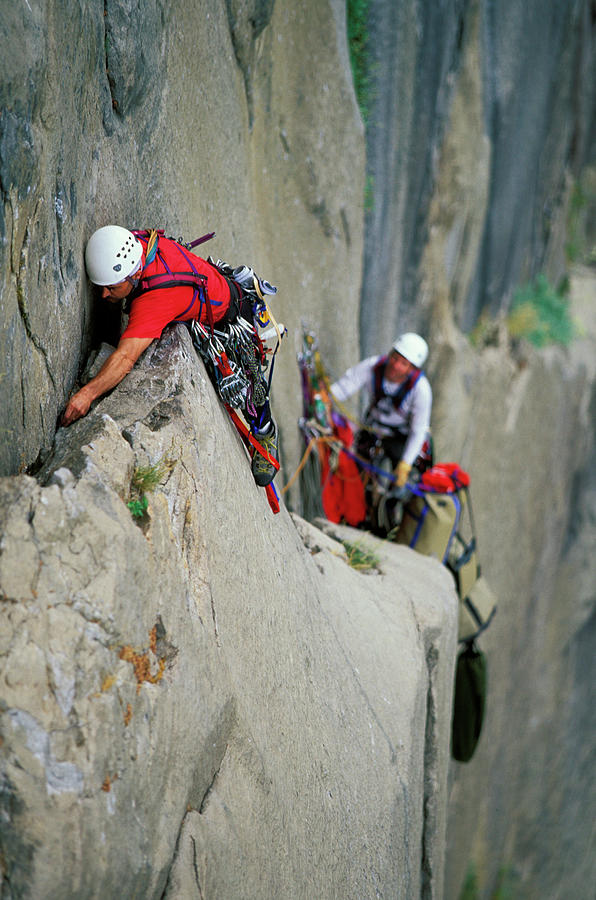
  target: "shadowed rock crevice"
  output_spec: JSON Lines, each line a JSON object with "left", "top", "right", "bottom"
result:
{"left": 15, "top": 219, "right": 56, "bottom": 393}
{"left": 102, "top": 0, "right": 118, "bottom": 115}
{"left": 0, "top": 773, "right": 37, "bottom": 899}
{"left": 225, "top": 0, "right": 275, "bottom": 127}
{"left": 102, "top": 0, "right": 167, "bottom": 120}
{"left": 160, "top": 701, "right": 238, "bottom": 898}
{"left": 421, "top": 640, "right": 441, "bottom": 900}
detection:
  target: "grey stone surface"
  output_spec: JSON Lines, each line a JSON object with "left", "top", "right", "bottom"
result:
{"left": 0, "top": 326, "right": 458, "bottom": 899}
{"left": 0, "top": 0, "right": 364, "bottom": 480}
{"left": 1, "top": 1, "right": 596, "bottom": 896}
{"left": 433, "top": 269, "right": 596, "bottom": 899}
{"left": 361, "top": 0, "right": 596, "bottom": 353}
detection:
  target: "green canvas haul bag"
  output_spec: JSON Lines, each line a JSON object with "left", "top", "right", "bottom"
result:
{"left": 396, "top": 492, "right": 460, "bottom": 562}
{"left": 395, "top": 463, "right": 497, "bottom": 763}
{"left": 396, "top": 465, "right": 497, "bottom": 643}
{"left": 451, "top": 641, "right": 487, "bottom": 762}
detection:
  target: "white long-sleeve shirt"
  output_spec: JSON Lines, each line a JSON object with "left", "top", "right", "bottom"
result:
{"left": 331, "top": 355, "right": 432, "bottom": 465}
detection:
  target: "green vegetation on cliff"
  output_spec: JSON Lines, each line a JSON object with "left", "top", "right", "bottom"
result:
{"left": 470, "top": 275, "right": 576, "bottom": 350}
{"left": 507, "top": 275, "right": 575, "bottom": 348}
{"left": 342, "top": 538, "right": 381, "bottom": 572}
{"left": 347, "top": 0, "right": 371, "bottom": 121}
{"left": 127, "top": 455, "right": 176, "bottom": 519}
{"left": 566, "top": 172, "right": 596, "bottom": 265}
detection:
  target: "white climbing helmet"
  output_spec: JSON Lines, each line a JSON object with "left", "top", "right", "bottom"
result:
{"left": 85, "top": 225, "right": 143, "bottom": 285}
{"left": 391, "top": 332, "right": 429, "bottom": 367}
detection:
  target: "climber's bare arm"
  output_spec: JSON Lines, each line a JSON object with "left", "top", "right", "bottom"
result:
{"left": 61, "top": 337, "right": 153, "bottom": 426}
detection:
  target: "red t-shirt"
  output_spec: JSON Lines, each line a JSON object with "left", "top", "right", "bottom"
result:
{"left": 121, "top": 235, "right": 232, "bottom": 340}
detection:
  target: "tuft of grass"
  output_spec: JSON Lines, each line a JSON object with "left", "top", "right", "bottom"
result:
{"left": 342, "top": 539, "right": 381, "bottom": 572}
{"left": 127, "top": 495, "right": 149, "bottom": 519}
{"left": 468, "top": 311, "right": 502, "bottom": 349}
{"left": 127, "top": 455, "right": 176, "bottom": 519}
{"left": 507, "top": 274, "right": 575, "bottom": 348}
{"left": 130, "top": 459, "right": 173, "bottom": 495}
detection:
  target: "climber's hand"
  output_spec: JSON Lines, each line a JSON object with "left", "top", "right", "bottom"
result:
{"left": 61, "top": 387, "right": 93, "bottom": 426}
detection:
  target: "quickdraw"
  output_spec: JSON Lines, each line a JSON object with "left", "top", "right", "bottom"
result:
{"left": 191, "top": 257, "right": 285, "bottom": 419}
{"left": 189, "top": 317, "right": 267, "bottom": 411}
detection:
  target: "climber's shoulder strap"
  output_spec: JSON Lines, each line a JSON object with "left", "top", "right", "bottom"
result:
{"left": 371, "top": 357, "right": 387, "bottom": 403}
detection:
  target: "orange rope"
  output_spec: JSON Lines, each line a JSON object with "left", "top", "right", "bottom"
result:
{"left": 281, "top": 433, "right": 375, "bottom": 495}
{"left": 280, "top": 435, "right": 337, "bottom": 495}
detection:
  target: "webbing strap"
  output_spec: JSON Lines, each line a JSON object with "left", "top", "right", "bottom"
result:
{"left": 173, "top": 243, "right": 218, "bottom": 333}
{"left": 444, "top": 493, "right": 462, "bottom": 563}
{"left": 224, "top": 406, "right": 280, "bottom": 514}
{"left": 139, "top": 272, "right": 209, "bottom": 292}
{"left": 132, "top": 232, "right": 224, "bottom": 331}
{"left": 408, "top": 504, "right": 429, "bottom": 549}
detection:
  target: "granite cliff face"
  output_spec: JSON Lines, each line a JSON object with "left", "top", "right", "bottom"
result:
{"left": 358, "top": 2, "right": 596, "bottom": 895}
{"left": 0, "top": 326, "right": 457, "bottom": 898}
{"left": 0, "top": 0, "right": 364, "bottom": 479}
{"left": 361, "top": 0, "right": 596, "bottom": 349}
{"left": 1, "top": 0, "right": 596, "bottom": 898}
{"left": 430, "top": 271, "right": 596, "bottom": 899}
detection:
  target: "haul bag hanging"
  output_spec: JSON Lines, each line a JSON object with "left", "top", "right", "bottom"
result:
{"left": 396, "top": 491, "right": 463, "bottom": 563}
{"left": 451, "top": 640, "right": 487, "bottom": 762}
{"left": 447, "top": 531, "right": 496, "bottom": 642}
{"left": 458, "top": 575, "right": 498, "bottom": 643}
{"left": 446, "top": 529, "right": 478, "bottom": 597}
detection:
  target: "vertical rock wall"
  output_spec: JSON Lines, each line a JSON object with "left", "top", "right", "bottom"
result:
{"left": 435, "top": 271, "right": 596, "bottom": 898}
{"left": 359, "top": 1, "right": 596, "bottom": 896}
{"left": 361, "top": 0, "right": 468, "bottom": 353}
{"left": 0, "top": 0, "right": 365, "bottom": 481}
{"left": 0, "top": 327, "right": 458, "bottom": 898}
{"left": 361, "top": 0, "right": 595, "bottom": 354}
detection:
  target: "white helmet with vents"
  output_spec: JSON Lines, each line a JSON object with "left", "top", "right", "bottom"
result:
{"left": 85, "top": 226, "right": 142, "bottom": 285}
{"left": 391, "top": 333, "right": 428, "bottom": 367}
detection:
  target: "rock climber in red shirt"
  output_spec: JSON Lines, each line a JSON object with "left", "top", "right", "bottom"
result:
{"left": 61, "top": 225, "right": 279, "bottom": 487}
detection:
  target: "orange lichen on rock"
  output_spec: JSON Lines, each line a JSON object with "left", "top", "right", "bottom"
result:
{"left": 119, "top": 644, "right": 166, "bottom": 694}
{"left": 101, "top": 773, "right": 118, "bottom": 792}
{"left": 123, "top": 703, "right": 133, "bottom": 726}
{"left": 101, "top": 673, "right": 117, "bottom": 693}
